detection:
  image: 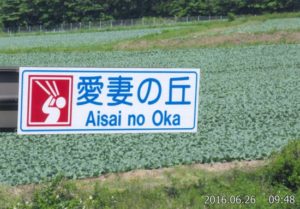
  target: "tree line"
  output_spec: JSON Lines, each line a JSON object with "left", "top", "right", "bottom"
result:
{"left": 0, "top": 0, "right": 299, "bottom": 28}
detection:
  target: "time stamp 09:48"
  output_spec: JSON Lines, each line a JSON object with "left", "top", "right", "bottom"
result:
{"left": 204, "top": 195, "right": 295, "bottom": 205}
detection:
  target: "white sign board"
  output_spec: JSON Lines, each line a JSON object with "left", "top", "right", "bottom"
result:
{"left": 18, "top": 67, "right": 200, "bottom": 134}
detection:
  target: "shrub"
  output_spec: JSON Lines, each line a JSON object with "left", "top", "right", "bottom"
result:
{"left": 227, "top": 12, "right": 236, "bottom": 21}
{"left": 30, "top": 175, "right": 82, "bottom": 209}
{"left": 87, "top": 183, "right": 116, "bottom": 209}
{"left": 164, "top": 186, "right": 179, "bottom": 198}
{"left": 267, "top": 140, "right": 300, "bottom": 192}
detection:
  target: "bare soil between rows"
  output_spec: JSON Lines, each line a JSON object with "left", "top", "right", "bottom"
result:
{"left": 116, "top": 31, "right": 300, "bottom": 50}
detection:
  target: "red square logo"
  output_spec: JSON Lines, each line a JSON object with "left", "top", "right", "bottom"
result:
{"left": 27, "top": 75, "right": 73, "bottom": 126}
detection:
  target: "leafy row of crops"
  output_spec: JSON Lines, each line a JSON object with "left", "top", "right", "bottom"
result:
{"left": 0, "top": 44, "right": 299, "bottom": 185}
{"left": 224, "top": 17, "right": 300, "bottom": 34}
{"left": 0, "top": 28, "right": 165, "bottom": 50}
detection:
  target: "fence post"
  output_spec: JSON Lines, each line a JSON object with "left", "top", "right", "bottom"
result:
{"left": 2, "top": 15, "right": 240, "bottom": 34}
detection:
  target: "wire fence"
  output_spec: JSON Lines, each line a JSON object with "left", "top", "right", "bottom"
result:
{"left": 3, "top": 15, "right": 227, "bottom": 34}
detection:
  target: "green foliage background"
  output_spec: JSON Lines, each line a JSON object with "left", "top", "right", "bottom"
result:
{"left": 0, "top": 0, "right": 300, "bottom": 28}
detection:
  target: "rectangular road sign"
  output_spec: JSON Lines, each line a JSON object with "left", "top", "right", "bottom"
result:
{"left": 18, "top": 67, "right": 200, "bottom": 134}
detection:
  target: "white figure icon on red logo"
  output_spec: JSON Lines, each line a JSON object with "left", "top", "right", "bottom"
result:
{"left": 27, "top": 76, "right": 73, "bottom": 126}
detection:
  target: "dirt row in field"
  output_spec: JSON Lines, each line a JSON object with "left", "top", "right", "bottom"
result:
{"left": 5, "top": 160, "right": 266, "bottom": 200}
{"left": 116, "top": 31, "right": 300, "bottom": 50}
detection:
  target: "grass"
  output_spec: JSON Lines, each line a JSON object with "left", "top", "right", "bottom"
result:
{"left": 114, "top": 30, "right": 300, "bottom": 51}
{"left": 1, "top": 12, "right": 300, "bottom": 54}
{"left": 0, "top": 20, "right": 233, "bottom": 54}
{"left": 1, "top": 140, "right": 299, "bottom": 209}
{"left": 1, "top": 30, "right": 299, "bottom": 54}
{"left": 0, "top": 18, "right": 227, "bottom": 38}
{"left": 1, "top": 11, "right": 299, "bottom": 38}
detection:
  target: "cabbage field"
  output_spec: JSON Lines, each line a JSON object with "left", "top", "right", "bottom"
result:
{"left": 0, "top": 43, "right": 299, "bottom": 185}
{"left": 224, "top": 17, "right": 300, "bottom": 34}
{"left": 0, "top": 28, "right": 164, "bottom": 50}
{"left": 0, "top": 16, "right": 300, "bottom": 185}
{"left": 1, "top": 17, "right": 299, "bottom": 51}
